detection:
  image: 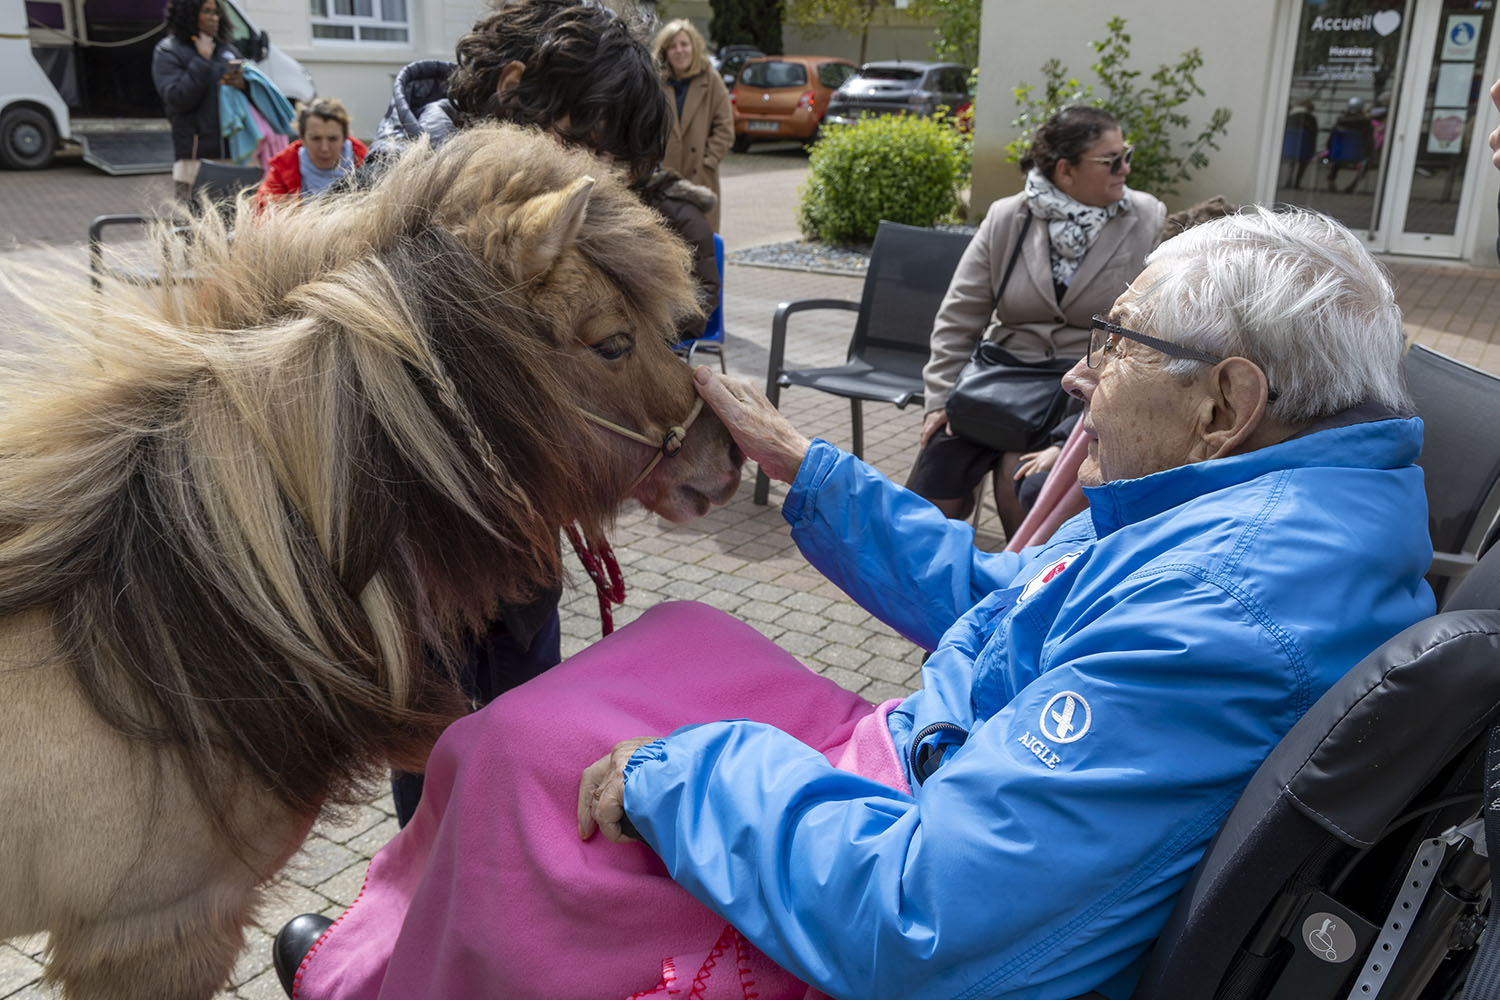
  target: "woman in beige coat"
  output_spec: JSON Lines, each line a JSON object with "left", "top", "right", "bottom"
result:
{"left": 654, "top": 19, "right": 734, "bottom": 231}
{"left": 908, "top": 106, "right": 1166, "bottom": 531}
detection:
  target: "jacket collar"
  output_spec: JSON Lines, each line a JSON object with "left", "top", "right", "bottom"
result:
{"left": 1084, "top": 411, "right": 1423, "bottom": 537}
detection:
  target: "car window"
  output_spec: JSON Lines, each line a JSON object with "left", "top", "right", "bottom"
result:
{"left": 742, "top": 60, "right": 808, "bottom": 88}
{"left": 948, "top": 69, "right": 972, "bottom": 94}
{"left": 862, "top": 67, "right": 921, "bottom": 83}
{"left": 819, "top": 62, "right": 857, "bottom": 88}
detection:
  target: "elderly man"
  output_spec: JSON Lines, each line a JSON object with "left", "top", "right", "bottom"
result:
{"left": 292, "top": 207, "right": 1433, "bottom": 1000}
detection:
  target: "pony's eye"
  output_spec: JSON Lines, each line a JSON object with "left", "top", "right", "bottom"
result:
{"left": 591, "top": 334, "right": 634, "bottom": 361}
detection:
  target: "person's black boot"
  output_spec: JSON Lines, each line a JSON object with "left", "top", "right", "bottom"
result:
{"left": 273, "top": 913, "right": 334, "bottom": 996}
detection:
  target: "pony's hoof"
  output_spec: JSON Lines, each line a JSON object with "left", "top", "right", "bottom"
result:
{"left": 272, "top": 913, "right": 334, "bottom": 996}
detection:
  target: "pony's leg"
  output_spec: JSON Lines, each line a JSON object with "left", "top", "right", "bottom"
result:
{"left": 44, "top": 885, "right": 260, "bottom": 1000}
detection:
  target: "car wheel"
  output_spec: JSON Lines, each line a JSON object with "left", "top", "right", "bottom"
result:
{"left": 0, "top": 106, "right": 57, "bottom": 170}
{"left": 731, "top": 133, "right": 750, "bottom": 154}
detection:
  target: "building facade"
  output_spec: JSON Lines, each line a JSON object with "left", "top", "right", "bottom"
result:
{"left": 974, "top": 0, "right": 1500, "bottom": 266}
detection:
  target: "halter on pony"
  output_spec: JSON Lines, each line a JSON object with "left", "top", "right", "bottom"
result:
{"left": 569, "top": 395, "right": 707, "bottom": 635}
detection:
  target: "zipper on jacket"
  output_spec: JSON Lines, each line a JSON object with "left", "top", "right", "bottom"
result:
{"left": 908, "top": 721, "right": 969, "bottom": 786}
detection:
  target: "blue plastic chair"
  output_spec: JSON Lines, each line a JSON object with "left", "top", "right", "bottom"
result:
{"left": 673, "top": 233, "right": 726, "bottom": 372}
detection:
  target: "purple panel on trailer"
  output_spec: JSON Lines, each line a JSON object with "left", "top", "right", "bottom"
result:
{"left": 84, "top": 0, "right": 164, "bottom": 21}
{"left": 25, "top": 1, "right": 66, "bottom": 28}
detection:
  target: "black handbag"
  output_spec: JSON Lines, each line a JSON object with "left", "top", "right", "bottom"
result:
{"left": 944, "top": 211, "right": 1077, "bottom": 453}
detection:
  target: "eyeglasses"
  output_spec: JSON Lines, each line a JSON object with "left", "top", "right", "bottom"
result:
{"left": 1087, "top": 316, "right": 1279, "bottom": 401}
{"left": 1080, "top": 144, "right": 1134, "bottom": 175}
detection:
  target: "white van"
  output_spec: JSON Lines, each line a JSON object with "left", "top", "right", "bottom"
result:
{"left": 1, "top": 0, "right": 315, "bottom": 172}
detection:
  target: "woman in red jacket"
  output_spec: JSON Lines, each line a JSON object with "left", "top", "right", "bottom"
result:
{"left": 256, "top": 97, "right": 368, "bottom": 206}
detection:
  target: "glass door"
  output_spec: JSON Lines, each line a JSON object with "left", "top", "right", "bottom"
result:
{"left": 1271, "top": 0, "right": 1500, "bottom": 257}
{"left": 1272, "top": 0, "right": 1415, "bottom": 236}
{"left": 1385, "top": 0, "right": 1495, "bottom": 254}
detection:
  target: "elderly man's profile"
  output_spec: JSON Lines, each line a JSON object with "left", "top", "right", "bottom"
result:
{"left": 291, "top": 206, "right": 1434, "bottom": 1000}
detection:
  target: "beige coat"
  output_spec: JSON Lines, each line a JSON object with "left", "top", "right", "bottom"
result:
{"left": 661, "top": 70, "right": 734, "bottom": 231}
{"left": 922, "top": 189, "right": 1167, "bottom": 411}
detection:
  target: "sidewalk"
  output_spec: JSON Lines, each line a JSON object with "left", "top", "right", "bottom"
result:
{"left": 1, "top": 147, "right": 1498, "bottom": 999}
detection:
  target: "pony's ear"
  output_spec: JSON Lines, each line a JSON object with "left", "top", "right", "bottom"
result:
{"left": 510, "top": 175, "right": 595, "bottom": 284}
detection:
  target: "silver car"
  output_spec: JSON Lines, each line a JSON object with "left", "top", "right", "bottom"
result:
{"left": 823, "top": 60, "right": 972, "bottom": 126}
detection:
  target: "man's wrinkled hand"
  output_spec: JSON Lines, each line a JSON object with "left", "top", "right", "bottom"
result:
{"left": 577, "top": 737, "right": 655, "bottom": 843}
{"left": 693, "top": 367, "right": 811, "bottom": 484}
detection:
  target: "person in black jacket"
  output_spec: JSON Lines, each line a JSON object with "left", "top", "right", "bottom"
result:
{"left": 151, "top": 0, "right": 246, "bottom": 202}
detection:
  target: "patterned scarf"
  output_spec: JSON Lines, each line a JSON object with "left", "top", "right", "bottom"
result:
{"left": 1024, "top": 168, "right": 1131, "bottom": 288}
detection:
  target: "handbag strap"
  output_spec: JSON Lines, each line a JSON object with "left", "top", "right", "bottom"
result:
{"left": 991, "top": 209, "right": 1034, "bottom": 319}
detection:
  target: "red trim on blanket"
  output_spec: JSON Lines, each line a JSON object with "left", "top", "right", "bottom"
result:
{"left": 626, "top": 956, "right": 678, "bottom": 997}
{"left": 290, "top": 864, "right": 373, "bottom": 1000}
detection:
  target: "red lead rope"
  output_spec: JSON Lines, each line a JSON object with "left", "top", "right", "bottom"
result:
{"left": 565, "top": 522, "right": 626, "bottom": 636}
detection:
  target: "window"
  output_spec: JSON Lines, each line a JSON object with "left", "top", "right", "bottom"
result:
{"left": 817, "top": 62, "right": 856, "bottom": 89}
{"left": 742, "top": 60, "right": 806, "bottom": 88}
{"left": 309, "top": 0, "right": 408, "bottom": 44}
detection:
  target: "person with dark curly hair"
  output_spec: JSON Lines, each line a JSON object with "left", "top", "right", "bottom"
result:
{"left": 151, "top": 0, "right": 246, "bottom": 202}
{"left": 364, "top": 0, "right": 669, "bottom": 184}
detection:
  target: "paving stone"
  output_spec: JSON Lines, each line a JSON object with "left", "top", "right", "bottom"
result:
{"left": 0, "top": 946, "right": 44, "bottom": 998}
{"left": 741, "top": 581, "right": 795, "bottom": 604}
{"left": 811, "top": 664, "right": 870, "bottom": 693}
{"left": 816, "top": 621, "right": 873, "bottom": 647}
{"left": 773, "top": 630, "right": 829, "bottom": 658}
{"left": 811, "top": 642, "right": 873, "bottom": 671}
{"left": 781, "top": 591, "right": 834, "bottom": 614}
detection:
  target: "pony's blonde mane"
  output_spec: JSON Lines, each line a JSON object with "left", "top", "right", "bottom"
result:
{"left": 0, "top": 124, "right": 697, "bottom": 824}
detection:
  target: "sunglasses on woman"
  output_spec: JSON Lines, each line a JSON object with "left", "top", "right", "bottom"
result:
{"left": 1080, "top": 144, "right": 1134, "bottom": 175}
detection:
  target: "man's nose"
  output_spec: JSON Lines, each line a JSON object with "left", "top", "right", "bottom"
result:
{"left": 1061, "top": 357, "right": 1095, "bottom": 402}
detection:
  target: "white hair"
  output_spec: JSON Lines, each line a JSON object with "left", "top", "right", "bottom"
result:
{"left": 1133, "top": 205, "right": 1411, "bottom": 423}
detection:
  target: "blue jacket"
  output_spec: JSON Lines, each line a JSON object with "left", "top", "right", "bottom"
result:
{"left": 219, "top": 65, "right": 295, "bottom": 166}
{"left": 623, "top": 415, "right": 1434, "bottom": 1000}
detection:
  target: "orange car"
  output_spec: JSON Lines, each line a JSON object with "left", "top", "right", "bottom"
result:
{"left": 730, "top": 55, "right": 858, "bottom": 151}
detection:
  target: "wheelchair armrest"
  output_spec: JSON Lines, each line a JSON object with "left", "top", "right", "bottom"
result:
{"left": 767, "top": 298, "right": 860, "bottom": 401}
{"left": 1430, "top": 550, "right": 1478, "bottom": 579}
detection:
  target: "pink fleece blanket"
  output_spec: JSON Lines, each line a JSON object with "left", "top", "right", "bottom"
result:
{"left": 295, "top": 601, "right": 910, "bottom": 1000}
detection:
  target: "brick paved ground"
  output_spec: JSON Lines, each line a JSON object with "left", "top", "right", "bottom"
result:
{"left": 1, "top": 143, "right": 1497, "bottom": 999}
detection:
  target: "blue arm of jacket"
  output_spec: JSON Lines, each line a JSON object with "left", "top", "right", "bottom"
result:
{"left": 780, "top": 439, "right": 1032, "bottom": 651}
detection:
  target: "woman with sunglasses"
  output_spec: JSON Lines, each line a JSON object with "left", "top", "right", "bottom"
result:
{"left": 908, "top": 105, "right": 1165, "bottom": 535}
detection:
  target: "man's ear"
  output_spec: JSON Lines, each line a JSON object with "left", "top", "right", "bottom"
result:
{"left": 1199, "top": 357, "right": 1271, "bottom": 461}
{"left": 495, "top": 60, "right": 525, "bottom": 98}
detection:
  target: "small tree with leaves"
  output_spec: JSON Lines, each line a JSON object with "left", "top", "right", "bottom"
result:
{"left": 1008, "top": 16, "right": 1231, "bottom": 198}
{"left": 908, "top": 0, "right": 980, "bottom": 67}
{"left": 784, "top": 0, "right": 893, "bottom": 64}
{"left": 709, "top": 0, "right": 783, "bottom": 56}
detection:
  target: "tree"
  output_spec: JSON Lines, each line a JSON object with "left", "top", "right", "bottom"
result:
{"left": 1007, "top": 17, "right": 1232, "bottom": 198}
{"left": 908, "top": 0, "right": 979, "bottom": 67}
{"left": 709, "top": 0, "right": 783, "bottom": 55}
{"left": 784, "top": 0, "right": 893, "bottom": 64}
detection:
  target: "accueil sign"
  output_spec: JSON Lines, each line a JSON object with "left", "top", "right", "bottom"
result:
{"left": 1309, "top": 10, "right": 1403, "bottom": 36}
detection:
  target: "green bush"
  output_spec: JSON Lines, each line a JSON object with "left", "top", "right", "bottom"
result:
{"left": 798, "top": 114, "right": 969, "bottom": 245}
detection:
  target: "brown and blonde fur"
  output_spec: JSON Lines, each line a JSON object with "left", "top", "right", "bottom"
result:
{"left": 0, "top": 124, "right": 740, "bottom": 999}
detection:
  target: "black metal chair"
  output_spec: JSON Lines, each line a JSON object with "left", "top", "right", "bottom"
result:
{"left": 753, "top": 220, "right": 972, "bottom": 504}
{"left": 88, "top": 161, "right": 264, "bottom": 289}
{"left": 1404, "top": 343, "right": 1500, "bottom": 604}
{"left": 1130, "top": 541, "right": 1500, "bottom": 1000}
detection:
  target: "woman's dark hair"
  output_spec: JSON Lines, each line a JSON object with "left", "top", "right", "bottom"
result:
{"left": 447, "top": 0, "right": 669, "bottom": 184}
{"left": 1019, "top": 106, "right": 1121, "bottom": 179}
{"left": 163, "top": 0, "right": 228, "bottom": 46}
